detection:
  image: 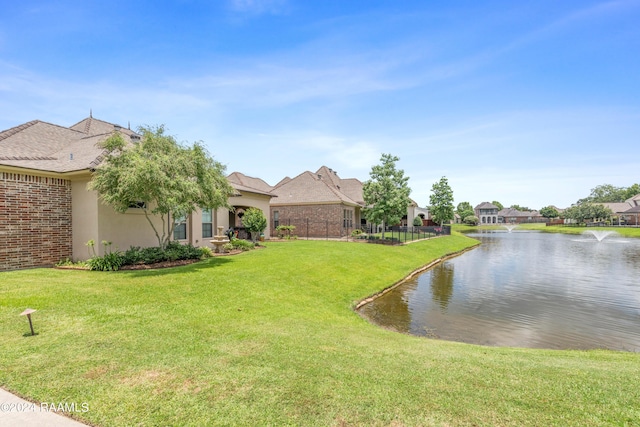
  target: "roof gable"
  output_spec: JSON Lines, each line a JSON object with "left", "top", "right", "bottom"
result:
{"left": 270, "top": 168, "right": 362, "bottom": 206}
{"left": 0, "top": 117, "right": 139, "bottom": 173}
{"left": 227, "top": 171, "right": 273, "bottom": 193}
{"left": 475, "top": 202, "right": 499, "bottom": 210}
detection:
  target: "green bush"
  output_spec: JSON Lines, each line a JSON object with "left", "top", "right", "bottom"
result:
{"left": 90, "top": 241, "right": 210, "bottom": 271}
{"left": 87, "top": 240, "right": 125, "bottom": 271}
{"left": 198, "top": 246, "right": 214, "bottom": 258}
{"left": 87, "top": 251, "right": 125, "bottom": 271}
{"left": 276, "top": 225, "right": 296, "bottom": 239}
{"left": 120, "top": 243, "right": 204, "bottom": 267}
{"left": 464, "top": 215, "right": 479, "bottom": 226}
{"left": 229, "top": 238, "right": 255, "bottom": 251}
{"left": 412, "top": 216, "right": 424, "bottom": 226}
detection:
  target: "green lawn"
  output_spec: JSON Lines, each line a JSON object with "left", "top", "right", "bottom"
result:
{"left": 1, "top": 235, "right": 639, "bottom": 426}
{"left": 453, "top": 223, "right": 640, "bottom": 238}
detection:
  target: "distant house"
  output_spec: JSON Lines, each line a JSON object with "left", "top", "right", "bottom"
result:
{"left": 269, "top": 166, "right": 365, "bottom": 238}
{"left": 265, "top": 166, "right": 424, "bottom": 238}
{"left": 600, "top": 194, "right": 640, "bottom": 225}
{"left": 0, "top": 116, "right": 272, "bottom": 271}
{"left": 474, "top": 202, "right": 500, "bottom": 224}
{"left": 226, "top": 172, "right": 276, "bottom": 238}
{"left": 498, "top": 208, "right": 545, "bottom": 224}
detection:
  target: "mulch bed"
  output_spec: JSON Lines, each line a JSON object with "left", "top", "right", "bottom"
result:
{"left": 55, "top": 246, "right": 265, "bottom": 271}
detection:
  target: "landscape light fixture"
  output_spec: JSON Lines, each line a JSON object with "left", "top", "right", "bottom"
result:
{"left": 20, "top": 308, "right": 37, "bottom": 336}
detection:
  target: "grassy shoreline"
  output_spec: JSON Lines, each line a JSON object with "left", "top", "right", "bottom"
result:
{"left": 1, "top": 234, "right": 638, "bottom": 426}
{"left": 453, "top": 222, "right": 640, "bottom": 238}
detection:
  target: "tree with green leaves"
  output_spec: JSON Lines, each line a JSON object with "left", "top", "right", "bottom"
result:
{"left": 578, "top": 183, "right": 640, "bottom": 204}
{"left": 242, "top": 208, "right": 268, "bottom": 243}
{"left": 624, "top": 184, "right": 640, "bottom": 200}
{"left": 510, "top": 204, "right": 531, "bottom": 212}
{"left": 492, "top": 201, "right": 504, "bottom": 211}
{"left": 362, "top": 153, "right": 411, "bottom": 239}
{"left": 563, "top": 203, "right": 613, "bottom": 224}
{"left": 456, "top": 201, "right": 474, "bottom": 222}
{"left": 429, "top": 176, "right": 455, "bottom": 226}
{"left": 89, "top": 125, "right": 235, "bottom": 249}
{"left": 540, "top": 206, "right": 559, "bottom": 219}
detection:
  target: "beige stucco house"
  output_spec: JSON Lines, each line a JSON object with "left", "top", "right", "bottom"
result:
{"left": 0, "top": 116, "right": 272, "bottom": 271}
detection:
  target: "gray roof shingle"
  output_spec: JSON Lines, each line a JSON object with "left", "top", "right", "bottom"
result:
{"left": 270, "top": 166, "right": 363, "bottom": 207}
{"left": 0, "top": 117, "right": 139, "bottom": 173}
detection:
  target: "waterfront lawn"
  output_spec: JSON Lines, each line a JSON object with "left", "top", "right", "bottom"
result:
{"left": 453, "top": 223, "right": 640, "bottom": 238}
{"left": 1, "top": 235, "right": 639, "bottom": 426}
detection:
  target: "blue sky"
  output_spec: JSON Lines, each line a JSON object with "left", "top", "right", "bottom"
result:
{"left": 1, "top": 0, "right": 639, "bottom": 209}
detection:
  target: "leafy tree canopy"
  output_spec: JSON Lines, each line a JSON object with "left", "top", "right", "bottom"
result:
{"left": 509, "top": 204, "right": 531, "bottom": 212}
{"left": 363, "top": 153, "right": 411, "bottom": 237}
{"left": 492, "top": 201, "right": 504, "bottom": 211}
{"left": 89, "top": 125, "right": 235, "bottom": 248}
{"left": 456, "top": 202, "right": 474, "bottom": 222}
{"left": 456, "top": 202, "right": 472, "bottom": 213}
{"left": 563, "top": 203, "right": 613, "bottom": 224}
{"left": 540, "top": 206, "right": 559, "bottom": 219}
{"left": 578, "top": 183, "right": 640, "bottom": 204}
{"left": 429, "top": 176, "right": 455, "bottom": 226}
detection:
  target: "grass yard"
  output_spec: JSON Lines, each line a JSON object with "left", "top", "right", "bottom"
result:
{"left": 1, "top": 234, "right": 639, "bottom": 426}
{"left": 453, "top": 223, "right": 640, "bottom": 239}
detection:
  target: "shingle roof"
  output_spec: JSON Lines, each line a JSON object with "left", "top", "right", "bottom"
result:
{"left": 475, "top": 202, "right": 499, "bottom": 210}
{"left": 626, "top": 194, "right": 640, "bottom": 207}
{"left": 601, "top": 202, "right": 634, "bottom": 214}
{"left": 227, "top": 171, "right": 273, "bottom": 194}
{"left": 498, "top": 208, "right": 541, "bottom": 217}
{"left": 0, "top": 117, "right": 139, "bottom": 173}
{"left": 270, "top": 167, "right": 363, "bottom": 207}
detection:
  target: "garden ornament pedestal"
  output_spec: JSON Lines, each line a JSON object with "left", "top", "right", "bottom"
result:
{"left": 210, "top": 226, "right": 230, "bottom": 253}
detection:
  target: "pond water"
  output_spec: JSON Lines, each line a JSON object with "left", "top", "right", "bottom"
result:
{"left": 358, "top": 231, "right": 640, "bottom": 351}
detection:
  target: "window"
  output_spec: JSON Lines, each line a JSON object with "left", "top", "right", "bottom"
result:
{"left": 273, "top": 210, "right": 279, "bottom": 228}
{"left": 174, "top": 215, "right": 187, "bottom": 240}
{"left": 202, "top": 209, "right": 213, "bottom": 238}
{"left": 128, "top": 201, "right": 147, "bottom": 209}
{"left": 343, "top": 209, "right": 353, "bottom": 228}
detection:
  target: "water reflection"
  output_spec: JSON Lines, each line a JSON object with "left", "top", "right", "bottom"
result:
{"left": 430, "top": 263, "right": 454, "bottom": 310}
{"left": 358, "top": 231, "right": 640, "bottom": 351}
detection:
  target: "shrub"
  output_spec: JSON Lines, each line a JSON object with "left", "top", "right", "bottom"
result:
{"left": 229, "top": 238, "right": 255, "bottom": 251}
{"left": 413, "top": 216, "right": 424, "bottom": 226}
{"left": 119, "top": 242, "right": 206, "bottom": 268}
{"left": 242, "top": 208, "right": 268, "bottom": 242}
{"left": 464, "top": 215, "right": 479, "bottom": 226}
{"left": 87, "top": 251, "right": 124, "bottom": 271}
{"left": 87, "top": 240, "right": 125, "bottom": 271}
{"left": 276, "top": 225, "right": 296, "bottom": 239}
{"left": 198, "top": 246, "right": 214, "bottom": 258}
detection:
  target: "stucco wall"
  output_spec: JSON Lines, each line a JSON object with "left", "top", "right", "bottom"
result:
{"left": 0, "top": 171, "right": 72, "bottom": 270}
{"left": 72, "top": 179, "right": 165, "bottom": 259}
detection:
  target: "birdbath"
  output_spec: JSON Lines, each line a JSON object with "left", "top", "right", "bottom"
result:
{"left": 210, "top": 226, "right": 230, "bottom": 253}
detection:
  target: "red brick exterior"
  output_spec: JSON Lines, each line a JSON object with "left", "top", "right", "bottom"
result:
{"left": 271, "top": 204, "right": 359, "bottom": 238}
{"left": 0, "top": 172, "right": 72, "bottom": 271}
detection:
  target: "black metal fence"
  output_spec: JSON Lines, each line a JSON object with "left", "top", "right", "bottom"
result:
{"left": 271, "top": 218, "right": 450, "bottom": 243}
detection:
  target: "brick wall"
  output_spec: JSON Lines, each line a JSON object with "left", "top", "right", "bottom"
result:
{"left": 270, "top": 204, "right": 357, "bottom": 238}
{"left": 0, "top": 172, "right": 72, "bottom": 271}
